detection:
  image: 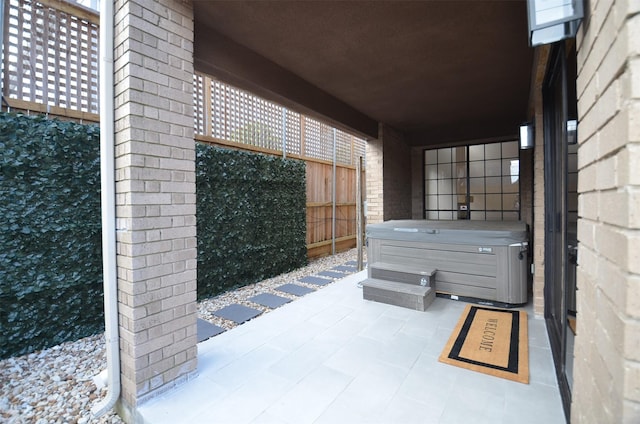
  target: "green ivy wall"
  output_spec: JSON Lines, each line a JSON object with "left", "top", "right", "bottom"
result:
{"left": 0, "top": 114, "right": 103, "bottom": 359}
{"left": 196, "top": 144, "right": 307, "bottom": 299}
{"left": 0, "top": 113, "right": 308, "bottom": 359}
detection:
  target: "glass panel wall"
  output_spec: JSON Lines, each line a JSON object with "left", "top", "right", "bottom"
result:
{"left": 424, "top": 141, "right": 520, "bottom": 221}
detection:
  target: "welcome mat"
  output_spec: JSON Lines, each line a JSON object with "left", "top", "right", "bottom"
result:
{"left": 439, "top": 304, "right": 529, "bottom": 384}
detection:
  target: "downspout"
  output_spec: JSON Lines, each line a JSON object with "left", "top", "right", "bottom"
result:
{"left": 332, "top": 128, "right": 336, "bottom": 255}
{"left": 1, "top": 0, "right": 5, "bottom": 104}
{"left": 92, "top": 0, "right": 120, "bottom": 417}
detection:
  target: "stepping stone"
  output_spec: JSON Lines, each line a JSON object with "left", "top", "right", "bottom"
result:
{"left": 299, "top": 275, "right": 333, "bottom": 286}
{"left": 213, "top": 304, "right": 262, "bottom": 324}
{"left": 276, "top": 283, "right": 315, "bottom": 297}
{"left": 317, "top": 270, "right": 347, "bottom": 279}
{"left": 197, "top": 318, "right": 225, "bottom": 343}
{"left": 346, "top": 260, "right": 367, "bottom": 267}
{"left": 249, "top": 293, "right": 292, "bottom": 309}
{"left": 332, "top": 265, "right": 357, "bottom": 273}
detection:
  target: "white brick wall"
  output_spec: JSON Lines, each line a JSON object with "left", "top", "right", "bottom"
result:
{"left": 572, "top": 0, "right": 640, "bottom": 421}
{"left": 113, "top": 0, "right": 196, "bottom": 414}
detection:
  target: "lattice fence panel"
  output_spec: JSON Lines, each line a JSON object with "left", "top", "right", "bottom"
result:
{"left": 256, "top": 96, "right": 283, "bottom": 151}
{"left": 335, "top": 129, "right": 352, "bottom": 165}
{"left": 193, "top": 74, "right": 206, "bottom": 135}
{"left": 303, "top": 118, "right": 336, "bottom": 162}
{"left": 302, "top": 117, "right": 321, "bottom": 160}
{"left": 353, "top": 137, "right": 367, "bottom": 163}
{"left": 196, "top": 73, "right": 366, "bottom": 166}
{"left": 2, "top": 0, "right": 99, "bottom": 113}
{"left": 284, "top": 109, "right": 301, "bottom": 156}
{"left": 210, "top": 80, "right": 226, "bottom": 140}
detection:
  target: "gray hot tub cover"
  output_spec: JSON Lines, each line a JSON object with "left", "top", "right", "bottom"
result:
{"left": 366, "top": 220, "right": 528, "bottom": 246}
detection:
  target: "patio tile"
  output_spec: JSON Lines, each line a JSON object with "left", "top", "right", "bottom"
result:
{"left": 276, "top": 283, "right": 315, "bottom": 297}
{"left": 265, "top": 365, "right": 353, "bottom": 423}
{"left": 317, "top": 270, "right": 347, "bottom": 279}
{"left": 439, "top": 385, "right": 506, "bottom": 424}
{"left": 315, "top": 362, "right": 408, "bottom": 422}
{"left": 138, "top": 270, "right": 565, "bottom": 424}
{"left": 213, "top": 304, "right": 262, "bottom": 324}
{"left": 502, "top": 382, "right": 565, "bottom": 423}
{"left": 267, "top": 321, "right": 327, "bottom": 352}
{"left": 207, "top": 344, "right": 289, "bottom": 392}
{"left": 249, "top": 293, "right": 292, "bottom": 309}
{"left": 196, "top": 318, "right": 225, "bottom": 342}
{"left": 378, "top": 394, "right": 445, "bottom": 424}
{"left": 298, "top": 275, "right": 333, "bottom": 286}
{"left": 195, "top": 370, "right": 294, "bottom": 423}
{"left": 269, "top": 340, "right": 340, "bottom": 382}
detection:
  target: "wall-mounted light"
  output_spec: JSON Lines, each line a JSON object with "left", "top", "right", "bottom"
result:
{"left": 567, "top": 119, "right": 578, "bottom": 144}
{"left": 527, "top": 0, "right": 584, "bottom": 46}
{"left": 520, "top": 123, "right": 535, "bottom": 150}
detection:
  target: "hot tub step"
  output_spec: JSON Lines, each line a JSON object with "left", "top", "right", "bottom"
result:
{"left": 369, "top": 262, "right": 437, "bottom": 287}
{"left": 362, "top": 278, "right": 435, "bottom": 311}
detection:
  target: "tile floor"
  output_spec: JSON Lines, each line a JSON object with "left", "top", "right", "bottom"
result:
{"left": 138, "top": 271, "right": 566, "bottom": 424}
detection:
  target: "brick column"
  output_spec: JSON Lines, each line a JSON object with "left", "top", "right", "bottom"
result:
{"left": 365, "top": 123, "right": 413, "bottom": 224}
{"left": 532, "top": 51, "right": 547, "bottom": 316}
{"left": 410, "top": 146, "right": 426, "bottom": 219}
{"left": 113, "top": 0, "right": 196, "bottom": 417}
{"left": 366, "top": 124, "right": 384, "bottom": 224}
{"left": 381, "top": 124, "right": 411, "bottom": 220}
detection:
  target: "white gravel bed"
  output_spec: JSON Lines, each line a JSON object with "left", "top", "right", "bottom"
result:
{"left": 0, "top": 249, "right": 364, "bottom": 423}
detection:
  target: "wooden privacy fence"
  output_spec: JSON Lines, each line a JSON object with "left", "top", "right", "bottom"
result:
{"left": 1, "top": 0, "right": 367, "bottom": 258}
{"left": 194, "top": 73, "right": 367, "bottom": 258}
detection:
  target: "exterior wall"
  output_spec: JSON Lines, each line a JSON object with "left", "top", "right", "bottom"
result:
{"left": 572, "top": 0, "right": 640, "bottom": 422}
{"left": 519, "top": 146, "right": 535, "bottom": 299}
{"left": 366, "top": 123, "right": 412, "bottom": 224}
{"left": 532, "top": 61, "right": 547, "bottom": 316}
{"left": 113, "top": 0, "right": 197, "bottom": 418}
{"left": 411, "top": 146, "right": 425, "bottom": 219}
{"left": 381, "top": 124, "right": 412, "bottom": 220}
{"left": 366, "top": 133, "right": 384, "bottom": 224}
{"left": 527, "top": 45, "right": 551, "bottom": 317}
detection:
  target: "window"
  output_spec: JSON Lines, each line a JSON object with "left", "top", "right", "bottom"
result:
{"left": 424, "top": 141, "right": 520, "bottom": 221}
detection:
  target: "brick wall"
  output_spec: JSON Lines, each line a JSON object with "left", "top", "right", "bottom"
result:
{"left": 381, "top": 124, "right": 412, "bottom": 220}
{"left": 531, "top": 46, "right": 550, "bottom": 316}
{"left": 411, "top": 146, "right": 425, "bottom": 219}
{"left": 365, "top": 124, "right": 413, "bottom": 224}
{"left": 366, "top": 130, "right": 384, "bottom": 224}
{"left": 572, "top": 1, "right": 640, "bottom": 422}
{"left": 113, "top": 0, "right": 197, "bottom": 416}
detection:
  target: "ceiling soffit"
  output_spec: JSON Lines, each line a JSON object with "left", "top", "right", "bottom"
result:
{"left": 193, "top": 1, "right": 534, "bottom": 146}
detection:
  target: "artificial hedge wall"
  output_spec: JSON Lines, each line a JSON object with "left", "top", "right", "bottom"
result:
{"left": 0, "top": 113, "right": 103, "bottom": 359}
{"left": 196, "top": 144, "right": 307, "bottom": 299}
{"left": 0, "top": 113, "right": 308, "bottom": 359}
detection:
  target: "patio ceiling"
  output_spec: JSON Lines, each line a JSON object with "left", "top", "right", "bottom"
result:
{"left": 193, "top": 1, "right": 533, "bottom": 146}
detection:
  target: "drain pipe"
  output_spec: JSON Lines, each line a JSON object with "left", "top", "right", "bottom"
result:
{"left": 332, "top": 128, "right": 337, "bottom": 255}
{"left": 91, "top": 0, "right": 120, "bottom": 417}
{"left": 1, "top": 0, "right": 4, "bottom": 90}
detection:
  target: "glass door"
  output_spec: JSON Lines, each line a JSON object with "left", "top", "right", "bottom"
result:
{"left": 543, "top": 42, "right": 578, "bottom": 420}
{"left": 424, "top": 141, "right": 520, "bottom": 221}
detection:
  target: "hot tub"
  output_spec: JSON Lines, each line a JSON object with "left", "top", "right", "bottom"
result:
{"left": 366, "top": 220, "right": 529, "bottom": 305}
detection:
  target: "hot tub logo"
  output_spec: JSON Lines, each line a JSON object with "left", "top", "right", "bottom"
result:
{"left": 478, "top": 247, "right": 493, "bottom": 254}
